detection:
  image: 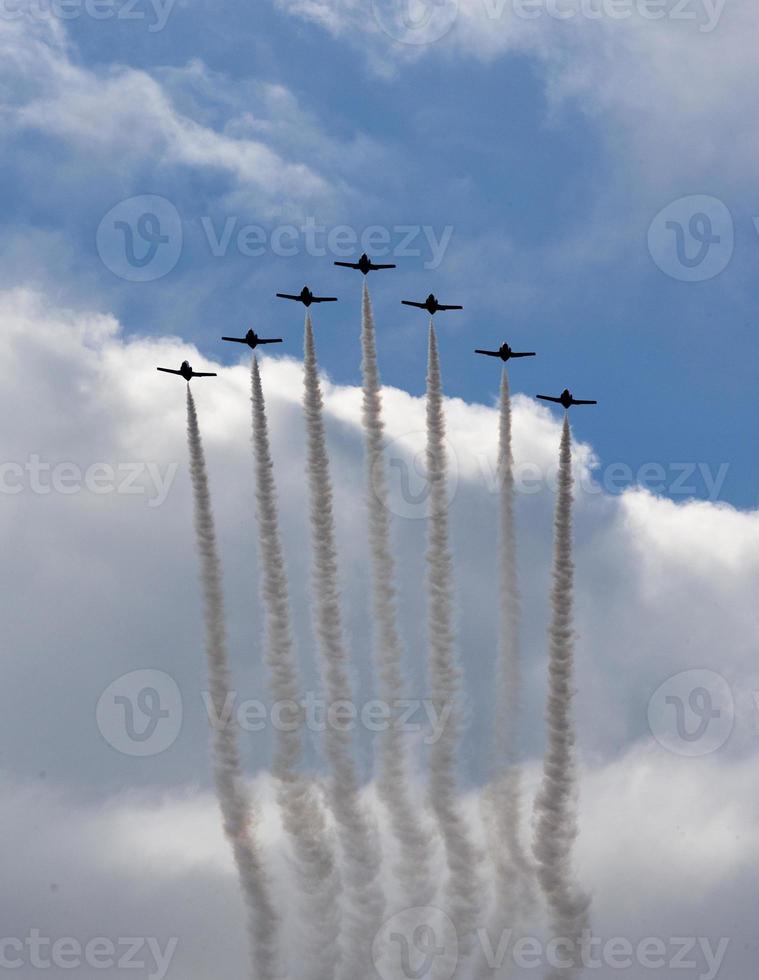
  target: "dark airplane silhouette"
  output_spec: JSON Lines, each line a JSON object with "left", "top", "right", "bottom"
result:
{"left": 157, "top": 361, "right": 216, "bottom": 381}
{"left": 276, "top": 286, "right": 337, "bottom": 307}
{"left": 537, "top": 389, "right": 597, "bottom": 409}
{"left": 475, "top": 342, "right": 536, "bottom": 362}
{"left": 401, "top": 294, "right": 463, "bottom": 315}
{"left": 334, "top": 253, "right": 396, "bottom": 275}
{"left": 221, "top": 329, "right": 282, "bottom": 350}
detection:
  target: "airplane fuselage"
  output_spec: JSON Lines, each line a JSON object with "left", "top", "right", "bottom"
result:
{"left": 536, "top": 388, "right": 595, "bottom": 408}
{"left": 157, "top": 360, "right": 216, "bottom": 380}
{"left": 335, "top": 252, "right": 394, "bottom": 274}
{"left": 277, "top": 285, "right": 336, "bottom": 306}
{"left": 403, "top": 294, "right": 460, "bottom": 314}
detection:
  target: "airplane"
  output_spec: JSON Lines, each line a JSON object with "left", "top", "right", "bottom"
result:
{"left": 276, "top": 286, "right": 337, "bottom": 307}
{"left": 221, "top": 329, "right": 282, "bottom": 350}
{"left": 536, "top": 389, "right": 597, "bottom": 409}
{"left": 401, "top": 294, "right": 463, "bottom": 315}
{"left": 157, "top": 361, "right": 216, "bottom": 381}
{"left": 475, "top": 342, "right": 536, "bottom": 362}
{"left": 334, "top": 253, "right": 396, "bottom": 275}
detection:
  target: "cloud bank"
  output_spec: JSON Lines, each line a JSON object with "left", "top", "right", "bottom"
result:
{"left": 1, "top": 286, "right": 758, "bottom": 976}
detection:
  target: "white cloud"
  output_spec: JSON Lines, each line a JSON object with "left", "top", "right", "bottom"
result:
{"left": 3, "top": 749, "right": 758, "bottom": 978}
{"left": 277, "top": 0, "right": 364, "bottom": 35}
{"left": 0, "top": 19, "right": 333, "bottom": 214}
{"left": 2, "top": 286, "right": 758, "bottom": 975}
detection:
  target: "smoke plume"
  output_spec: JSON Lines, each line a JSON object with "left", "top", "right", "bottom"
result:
{"left": 185, "top": 385, "right": 281, "bottom": 980}
{"left": 302, "top": 315, "right": 385, "bottom": 980}
{"left": 532, "top": 413, "right": 591, "bottom": 974}
{"left": 360, "top": 282, "right": 436, "bottom": 911}
{"left": 250, "top": 357, "right": 342, "bottom": 980}
{"left": 424, "top": 322, "right": 482, "bottom": 962}
{"left": 477, "top": 368, "right": 536, "bottom": 979}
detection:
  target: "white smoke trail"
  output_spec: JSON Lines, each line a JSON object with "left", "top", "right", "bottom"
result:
{"left": 477, "top": 368, "right": 536, "bottom": 980}
{"left": 250, "top": 357, "right": 342, "bottom": 980}
{"left": 532, "top": 414, "right": 591, "bottom": 975}
{"left": 302, "top": 315, "right": 386, "bottom": 980}
{"left": 360, "top": 282, "right": 437, "bottom": 912}
{"left": 185, "top": 386, "right": 281, "bottom": 980}
{"left": 424, "top": 323, "right": 482, "bottom": 965}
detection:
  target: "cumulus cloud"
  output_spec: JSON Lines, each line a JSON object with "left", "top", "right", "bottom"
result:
{"left": 3, "top": 753, "right": 758, "bottom": 978}
{"left": 2, "top": 287, "right": 758, "bottom": 976}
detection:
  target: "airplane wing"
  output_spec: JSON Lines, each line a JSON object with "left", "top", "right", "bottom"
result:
{"left": 437, "top": 304, "right": 463, "bottom": 311}
{"left": 536, "top": 395, "right": 562, "bottom": 404}
{"left": 156, "top": 367, "right": 182, "bottom": 375}
{"left": 371, "top": 263, "right": 396, "bottom": 269}
{"left": 333, "top": 261, "right": 359, "bottom": 269}
{"left": 192, "top": 371, "right": 217, "bottom": 378}
{"left": 311, "top": 296, "right": 337, "bottom": 303}
{"left": 474, "top": 349, "right": 500, "bottom": 357}
{"left": 276, "top": 293, "right": 301, "bottom": 301}
{"left": 401, "top": 300, "right": 426, "bottom": 309}
{"left": 511, "top": 351, "right": 536, "bottom": 358}
{"left": 221, "top": 336, "right": 247, "bottom": 343}
{"left": 257, "top": 338, "right": 283, "bottom": 345}
{"left": 572, "top": 399, "right": 597, "bottom": 405}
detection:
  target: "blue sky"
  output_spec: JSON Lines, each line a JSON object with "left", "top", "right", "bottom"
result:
{"left": 4, "top": 0, "right": 758, "bottom": 506}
